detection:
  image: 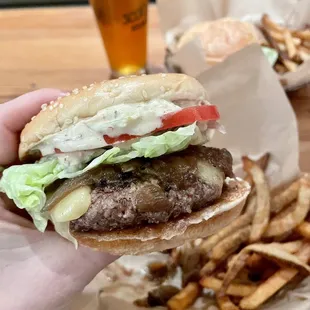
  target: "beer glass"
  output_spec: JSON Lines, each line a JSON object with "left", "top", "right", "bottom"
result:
{"left": 90, "top": 0, "right": 148, "bottom": 77}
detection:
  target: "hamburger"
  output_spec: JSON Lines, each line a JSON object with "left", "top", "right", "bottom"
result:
{"left": 0, "top": 74, "right": 250, "bottom": 255}
{"left": 177, "top": 18, "right": 260, "bottom": 65}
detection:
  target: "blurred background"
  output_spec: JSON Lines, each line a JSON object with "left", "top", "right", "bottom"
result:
{"left": 0, "top": 0, "right": 154, "bottom": 8}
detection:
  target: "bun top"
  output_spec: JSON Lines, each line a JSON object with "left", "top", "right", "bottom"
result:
{"left": 177, "top": 18, "right": 259, "bottom": 64}
{"left": 19, "top": 74, "right": 209, "bottom": 160}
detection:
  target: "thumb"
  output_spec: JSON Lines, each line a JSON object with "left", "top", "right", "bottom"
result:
{"left": 0, "top": 89, "right": 65, "bottom": 165}
{"left": 0, "top": 89, "right": 66, "bottom": 133}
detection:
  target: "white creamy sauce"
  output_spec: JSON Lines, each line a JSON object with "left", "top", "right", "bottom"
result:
{"left": 54, "top": 149, "right": 104, "bottom": 171}
{"left": 36, "top": 99, "right": 181, "bottom": 156}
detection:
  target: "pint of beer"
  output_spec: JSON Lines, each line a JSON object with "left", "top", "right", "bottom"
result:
{"left": 90, "top": 0, "right": 148, "bottom": 77}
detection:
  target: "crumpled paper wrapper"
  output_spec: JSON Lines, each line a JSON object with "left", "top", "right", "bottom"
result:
{"left": 157, "top": 0, "right": 310, "bottom": 91}
{"left": 70, "top": 45, "right": 302, "bottom": 310}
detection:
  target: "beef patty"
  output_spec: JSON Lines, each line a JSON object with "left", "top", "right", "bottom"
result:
{"left": 69, "top": 146, "right": 234, "bottom": 232}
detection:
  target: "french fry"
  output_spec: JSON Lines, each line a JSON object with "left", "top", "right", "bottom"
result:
{"left": 211, "top": 226, "right": 251, "bottom": 261}
{"left": 177, "top": 242, "right": 202, "bottom": 286}
{"left": 283, "top": 59, "right": 298, "bottom": 72}
{"left": 239, "top": 267, "right": 298, "bottom": 309}
{"left": 269, "top": 30, "right": 285, "bottom": 42}
{"left": 272, "top": 240, "right": 303, "bottom": 253}
{"left": 271, "top": 179, "right": 300, "bottom": 213}
{"left": 200, "top": 260, "right": 218, "bottom": 277}
{"left": 239, "top": 242, "right": 310, "bottom": 309}
{"left": 245, "top": 194, "right": 257, "bottom": 217}
{"left": 227, "top": 254, "right": 238, "bottom": 270}
{"left": 264, "top": 175, "right": 310, "bottom": 237}
{"left": 296, "top": 241, "right": 310, "bottom": 262}
{"left": 274, "top": 64, "right": 287, "bottom": 74}
{"left": 278, "top": 43, "right": 286, "bottom": 51}
{"left": 260, "top": 14, "right": 309, "bottom": 76}
{"left": 268, "top": 30, "right": 301, "bottom": 45}
{"left": 246, "top": 253, "right": 263, "bottom": 269}
{"left": 200, "top": 213, "right": 252, "bottom": 256}
{"left": 292, "top": 29, "right": 310, "bottom": 41}
{"left": 242, "top": 157, "right": 270, "bottom": 242}
{"left": 284, "top": 30, "right": 297, "bottom": 58}
{"left": 262, "top": 14, "right": 285, "bottom": 33}
{"left": 200, "top": 277, "right": 257, "bottom": 297}
{"left": 216, "top": 272, "right": 226, "bottom": 280}
{"left": 296, "top": 222, "right": 310, "bottom": 239}
{"left": 220, "top": 252, "right": 250, "bottom": 295}
{"left": 299, "top": 45, "right": 310, "bottom": 54}
{"left": 167, "top": 282, "right": 200, "bottom": 310}
{"left": 221, "top": 243, "right": 310, "bottom": 296}
{"left": 298, "top": 46, "right": 310, "bottom": 62}
{"left": 216, "top": 295, "right": 240, "bottom": 310}
{"left": 243, "top": 153, "right": 270, "bottom": 187}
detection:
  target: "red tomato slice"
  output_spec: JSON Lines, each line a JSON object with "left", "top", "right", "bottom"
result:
{"left": 160, "top": 105, "right": 219, "bottom": 131}
{"left": 104, "top": 134, "right": 139, "bottom": 145}
{"left": 103, "top": 105, "right": 219, "bottom": 145}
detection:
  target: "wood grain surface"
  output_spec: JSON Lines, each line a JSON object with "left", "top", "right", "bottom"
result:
{"left": 0, "top": 5, "right": 309, "bottom": 171}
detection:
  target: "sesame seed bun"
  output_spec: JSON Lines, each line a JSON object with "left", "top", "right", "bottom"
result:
{"left": 71, "top": 178, "right": 250, "bottom": 255}
{"left": 177, "top": 18, "right": 260, "bottom": 65}
{"left": 19, "top": 74, "right": 209, "bottom": 161}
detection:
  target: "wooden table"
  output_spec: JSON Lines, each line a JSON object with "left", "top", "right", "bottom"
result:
{"left": 0, "top": 5, "right": 309, "bottom": 171}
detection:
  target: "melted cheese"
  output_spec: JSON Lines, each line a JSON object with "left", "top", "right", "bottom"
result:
{"left": 50, "top": 186, "right": 91, "bottom": 222}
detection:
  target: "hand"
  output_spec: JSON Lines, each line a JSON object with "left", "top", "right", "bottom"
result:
{"left": 0, "top": 90, "right": 117, "bottom": 310}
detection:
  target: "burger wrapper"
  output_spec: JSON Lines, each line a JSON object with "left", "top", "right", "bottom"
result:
{"left": 71, "top": 40, "right": 304, "bottom": 310}
{"left": 157, "top": 0, "right": 310, "bottom": 91}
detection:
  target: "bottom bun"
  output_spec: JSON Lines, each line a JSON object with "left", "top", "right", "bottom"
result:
{"left": 71, "top": 178, "right": 250, "bottom": 255}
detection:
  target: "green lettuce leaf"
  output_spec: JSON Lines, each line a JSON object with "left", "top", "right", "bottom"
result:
{"left": 262, "top": 46, "right": 279, "bottom": 67}
{"left": 0, "top": 160, "right": 62, "bottom": 231}
{"left": 0, "top": 124, "right": 197, "bottom": 231}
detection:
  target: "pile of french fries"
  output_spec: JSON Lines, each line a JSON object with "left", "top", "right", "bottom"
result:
{"left": 260, "top": 14, "right": 310, "bottom": 74}
{"left": 136, "top": 154, "right": 310, "bottom": 310}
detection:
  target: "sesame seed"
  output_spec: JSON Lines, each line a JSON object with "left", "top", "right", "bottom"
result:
{"left": 82, "top": 86, "right": 87, "bottom": 90}
{"left": 72, "top": 88, "right": 79, "bottom": 95}
{"left": 84, "top": 98, "right": 88, "bottom": 102}
{"left": 130, "top": 75, "right": 136, "bottom": 78}
{"left": 41, "top": 103, "right": 47, "bottom": 110}
{"left": 64, "top": 118, "right": 73, "bottom": 125}
{"left": 88, "top": 87, "right": 93, "bottom": 91}
{"left": 114, "top": 83, "right": 119, "bottom": 87}
{"left": 141, "top": 74, "right": 146, "bottom": 76}
{"left": 161, "top": 73, "right": 167, "bottom": 77}
{"left": 142, "top": 90, "right": 148, "bottom": 99}
{"left": 65, "top": 92, "right": 70, "bottom": 97}
{"left": 118, "top": 76, "right": 125, "bottom": 79}
{"left": 31, "top": 116, "right": 36, "bottom": 121}
{"left": 53, "top": 102, "right": 59, "bottom": 108}
{"left": 50, "top": 101, "right": 55, "bottom": 105}
{"left": 89, "top": 83, "right": 94, "bottom": 87}
{"left": 57, "top": 96, "right": 62, "bottom": 100}
{"left": 49, "top": 106, "right": 53, "bottom": 111}
{"left": 59, "top": 104, "right": 64, "bottom": 109}
{"left": 160, "top": 86, "right": 165, "bottom": 92}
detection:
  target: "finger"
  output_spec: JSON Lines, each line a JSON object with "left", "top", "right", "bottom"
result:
{"left": 0, "top": 88, "right": 65, "bottom": 133}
